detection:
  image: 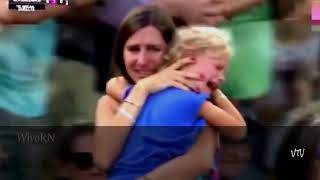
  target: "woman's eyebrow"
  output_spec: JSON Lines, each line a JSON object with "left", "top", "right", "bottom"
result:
{"left": 125, "top": 44, "right": 138, "bottom": 48}
{"left": 146, "top": 44, "right": 163, "bottom": 48}
{"left": 125, "top": 43, "right": 163, "bottom": 47}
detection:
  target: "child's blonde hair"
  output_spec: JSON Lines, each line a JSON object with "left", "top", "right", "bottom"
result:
{"left": 164, "top": 26, "right": 233, "bottom": 66}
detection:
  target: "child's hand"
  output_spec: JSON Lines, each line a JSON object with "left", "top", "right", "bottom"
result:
{"left": 210, "top": 89, "right": 227, "bottom": 102}
{"left": 137, "top": 57, "right": 204, "bottom": 94}
{"left": 106, "top": 76, "right": 128, "bottom": 102}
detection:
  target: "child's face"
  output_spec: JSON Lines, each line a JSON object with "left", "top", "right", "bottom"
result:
{"left": 183, "top": 51, "right": 229, "bottom": 93}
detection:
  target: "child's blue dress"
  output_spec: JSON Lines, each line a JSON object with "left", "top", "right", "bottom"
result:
{"left": 109, "top": 87, "right": 210, "bottom": 180}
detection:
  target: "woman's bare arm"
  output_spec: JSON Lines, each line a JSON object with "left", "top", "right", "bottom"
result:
{"left": 94, "top": 84, "right": 148, "bottom": 171}
{"left": 94, "top": 77, "right": 137, "bottom": 170}
{"left": 95, "top": 95, "right": 127, "bottom": 171}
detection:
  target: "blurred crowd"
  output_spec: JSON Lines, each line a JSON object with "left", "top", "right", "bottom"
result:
{"left": 0, "top": 0, "right": 319, "bottom": 180}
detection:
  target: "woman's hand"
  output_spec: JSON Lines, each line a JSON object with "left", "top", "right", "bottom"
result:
{"left": 137, "top": 57, "right": 204, "bottom": 94}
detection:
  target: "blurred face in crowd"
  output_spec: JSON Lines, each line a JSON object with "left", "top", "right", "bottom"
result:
{"left": 62, "top": 132, "right": 105, "bottom": 180}
{"left": 182, "top": 51, "right": 229, "bottom": 93}
{"left": 123, "top": 25, "right": 167, "bottom": 82}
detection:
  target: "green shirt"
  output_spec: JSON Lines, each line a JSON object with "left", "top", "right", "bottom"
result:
{"left": 221, "top": 2, "right": 274, "bottom": 99}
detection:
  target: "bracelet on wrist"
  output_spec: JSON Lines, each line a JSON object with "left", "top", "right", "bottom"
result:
{"left": 118, "top": 107, "right": 136, "bottom": 123}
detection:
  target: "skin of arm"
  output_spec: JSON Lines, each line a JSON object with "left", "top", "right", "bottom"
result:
{"left": 211, "top": 89, "right": 244, "bottom": 122}
{"left": 0, "top": 0, "right": 96, "bottom": 24}
{"left": 94, "top": 84, "right": 149, "bottom": 171}
{"left": 199, "top": 90, "right": 247, "bottom": 140}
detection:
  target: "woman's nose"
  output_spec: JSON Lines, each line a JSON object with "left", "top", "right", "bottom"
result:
{"left": 136, "top": 50, "right": 149, "bottom": 66}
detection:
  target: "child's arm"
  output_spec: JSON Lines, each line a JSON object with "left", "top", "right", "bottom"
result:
{"left": 199, "top": 91, "right": 247, "bottom": 140}
{"left": 106, "top": 76, "right": 129, "bottom": 102}
{"left": 211, "top": 89, "right": 244, "bottom": 123}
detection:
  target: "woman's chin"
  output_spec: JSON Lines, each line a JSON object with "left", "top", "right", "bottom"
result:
{"left": 137, "top": 75, "right": 148, "bottom": 80}
{"left": 137, "top": 73, "right": 154, "bottom": 79}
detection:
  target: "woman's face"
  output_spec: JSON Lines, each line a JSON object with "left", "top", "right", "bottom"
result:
{"left": 123, "top": 25, "right": 167, "bottom": 82}
{"left": 183, "top": 51, "right": 229, "bottom": 93}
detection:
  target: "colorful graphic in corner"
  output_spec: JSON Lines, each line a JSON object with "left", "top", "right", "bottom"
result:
{"left": 312, "top": 1, "right": 320, "bottom": 25}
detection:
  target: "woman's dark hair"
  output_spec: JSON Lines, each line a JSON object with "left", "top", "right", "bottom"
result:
{"left": 112, "top": 6, "right": 176, "bottom": 84}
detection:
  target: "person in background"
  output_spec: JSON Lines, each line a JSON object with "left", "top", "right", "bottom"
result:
{"left": 0, "top": 1, "right": 97, "bottom": 179}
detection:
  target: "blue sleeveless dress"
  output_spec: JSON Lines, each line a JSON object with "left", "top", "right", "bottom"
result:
{"left": 109, "top": 87, "right": 210, "bottom": 180}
